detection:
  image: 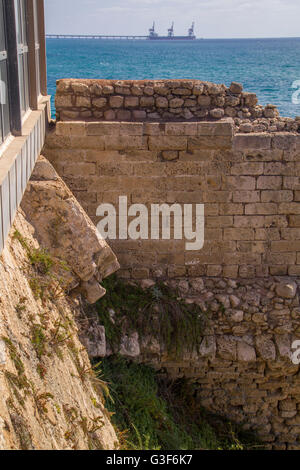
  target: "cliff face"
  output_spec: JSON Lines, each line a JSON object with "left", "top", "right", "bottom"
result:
{"left": 0, "top": 160, "right": 119, "bottom": 450}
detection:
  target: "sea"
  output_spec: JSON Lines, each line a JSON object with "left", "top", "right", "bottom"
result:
{"left": 46, "top": 37, "right": 300, "bottom": 119}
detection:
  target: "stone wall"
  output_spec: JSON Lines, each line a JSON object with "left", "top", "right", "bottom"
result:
{"left": 0, "top": 171, "right": 118, "bottom": 449}
{"left": 81, "top": 275, "right": 300, "bottom": 450}
{"left": 44, "top": 81, "right": 300, "bottom": 449}
{"left": 44, "top": 120, "right": 300, "bottom": 280}
{"left": 55, "top": 79, "right": 300, "bottom": 134}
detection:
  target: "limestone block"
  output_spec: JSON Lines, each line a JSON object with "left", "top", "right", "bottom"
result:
{"left": 119, "top": 332, "right": 141, "bottom": 357}
{"left": 230, "top": 82, "right": 243, "bottom": 94}
{"left": 90, "top": 83, "right": 103, "bottom": 95}
{"left": 104, "top": 110, "right": 116, "bottom": 120}
{"left": 149, "top": 136, "right": 187, "bottom": 151}
{"left": 243, "top": 92, "right": 258, "bottom": 107}
{"left": 109, "top": 96, "right": 124, "bottom": 108}
{"left": 156, "top": 97, "right": 168, "bottom": 108}
{"left": 72, "top": 82, "right": 90, "bottom": 94}
{"left": 237, "top": 341, "right": 256, "bottom": 362}
{"left": 198, "top": 95, "right": 211, "bottom": 106}
{"left": 131, "top": 86, "right": 143, "bottom": 96}
{"left": 92, "top": 98, "right": 107, "bottom": 108}
{"left": 276, "top": 282, "right": 297, "bottom": 299}
{"left": 255, "top": 335, "right": 276, "bottom": 361}
{"left": 102, "top": 85, "right": 114, "bottom": 95}
{"left": 140, "top": 96, "right": 155, "bottom": 107}
{"left": 197, "top": 119, "right": 234, "bottom": 137}
{"left": 80, "top": 324, "right": 106, "bottom": 358}
{"left": 124, "top": 96, "right": 139, "bottom": 107}
{"left": 21, "top": 156, "right": 120, "bottom": 304}
{"left": 193, "top": 83, "right": 205, "bottom": 95}
{"left": 217, "top": 336, "right": 237, "bottom": 360}
{"left": 117, "top": 110, "right": 131, "bottom": 120}
{"left": 132, "top": 110, "right": 147, "bottom": 119}
{"left": 76, "top": 96, "right": 91, "bottom": 108}
{"left": 144, "top": 86, "right": 154, "bottom": 96}
{"left": 199, "top": 336, "right": 216, "bottom": 358}
{"left": 81, "top": 279, "right": 106, "bottom": 303}
{"left": 55, "top": 94, "right": 73, "bottom": 108}
{"left": 56, "top": 121, "right": 86, "bottom": 137}
{"left": 173, "top": 88, "right": 192, "bottom": 96}
{"left": 169, "top": 98, "right": 185, "bottom": 108}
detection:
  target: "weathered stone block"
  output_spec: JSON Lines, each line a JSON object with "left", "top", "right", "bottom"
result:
{"left": 92, "top": 97, "right": 107, "bottom": 108}
{"left": 56, "top": 121, "right": 86, "bottom": 137}
{"left": 140, "top": 96, "right": 155, "bottom": 107}
{"left": 124, "top": 96, "right": 139, "bottom": 107}
{"left": 217, "top": 336, "right": 237, "bottom": 360}
{"left": 237, "top": 341, "right": 256, "bottom": 362}
{"left": 87, "top": 122, "right": 120, "bottom": 136}
{"left": 109, "top": 96, "right": 124, "bottom": 108}
{"left": 234, "top": 134, "right": 272, "bottom": 150}
{"left": 149, "top": 136, "right": 187, "bottom": 151}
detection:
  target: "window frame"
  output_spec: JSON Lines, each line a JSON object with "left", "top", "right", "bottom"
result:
{"left": 0, "top": 0, "right": 46, "bottom": 147}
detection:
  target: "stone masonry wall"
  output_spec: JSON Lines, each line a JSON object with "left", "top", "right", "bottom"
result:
{"left": 44, "top": 120, "right": 300, "bottom": 280}
{"left": 55, "top": 79, "right": 300, "bottom": 134}
{"left": 81, "top": 275, "right": 300, "bottom": 450}
{"left": 44, "top": 82, "right": 300, "bottom": 449}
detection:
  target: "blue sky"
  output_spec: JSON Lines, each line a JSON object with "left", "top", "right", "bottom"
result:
{"left": 45, "top": 0, "right": 300, "bottom": 38}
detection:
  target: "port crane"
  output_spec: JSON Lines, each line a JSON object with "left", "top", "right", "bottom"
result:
{"left": 149, "top": 22, "right": 158, "bottom": 39}
{"left": 188, "top": 22, "right": 195, "bottom": 38}
{"left": 168, "top": 22, "right": 174, "bottom": 38}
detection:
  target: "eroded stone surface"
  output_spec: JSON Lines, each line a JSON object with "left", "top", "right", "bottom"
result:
{"left": 21, "top": 157, "right": 120, "bottom": 304}
{"left": 55, "top": 79, "right": 300, "bottom": 134}
{"left": 0, "top": 210, "right": 118, "bottom": 450}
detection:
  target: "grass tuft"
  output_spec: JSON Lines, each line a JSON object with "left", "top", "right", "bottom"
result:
{"left": 96, "top": 276, "right": 206, "bottom": 357}
{"left": 99, "top": 356, "right": 261, "bottom": 451}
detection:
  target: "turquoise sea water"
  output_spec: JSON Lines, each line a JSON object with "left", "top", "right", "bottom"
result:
{"left": 46, "top": 37, "right": 300, "bottom": 118}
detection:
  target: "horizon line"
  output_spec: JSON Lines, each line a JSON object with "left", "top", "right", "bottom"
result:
{"left": 46, "top": 34, "right": 300, "bottom": 40}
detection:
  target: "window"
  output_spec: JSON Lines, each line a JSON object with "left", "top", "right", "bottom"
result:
{"left": 33, "top": 0, "right": 40, "bottom": 98}
{"left": 0, "top": 0, "right": 46, "bottom": 145}
{"left": 0, "top": 0, "right": 10, "bottom": 144}
{"left": 14, "top": 0, "right": 29, "bottom": 116}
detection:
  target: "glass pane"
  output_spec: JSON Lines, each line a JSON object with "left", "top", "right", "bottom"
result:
{"left": 23, "top": 52, "right": 29, "bottom": 109}
{"left": 18, "top": 54, "right": 25, "bottom": 115}
{"left": 0, "top": 60, "right": 10, "bottom": 140}
{"left": 19, "top": 0, "right": 27, "bottom": 46}
{"left": 0, "top": 0, "right": 6, "bottom": 52}
{"left": 33, "top": 0, "right": 39, "bottom": 45}
{"left": 35, "top": 49, "right": 40, "bottom": 97}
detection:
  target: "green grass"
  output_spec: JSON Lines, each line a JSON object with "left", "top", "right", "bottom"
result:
{"left": 99, "top": 356, "right": 260, "bottom": 451}
{"left": 13, "top": 230, "right": 71, "bottom": 301}
{"left": 96, "top": 276, "right": 207, "bottom": 357}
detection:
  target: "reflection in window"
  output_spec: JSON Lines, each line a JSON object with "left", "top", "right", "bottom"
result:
{"left": 33, "top": 0, "right": 40, "bottom": 98}
{"left": 14, "top": 0, "right": 29, "bottom": 116}
{"left": 0, "top": 0, "right": 10, "bottom": 144}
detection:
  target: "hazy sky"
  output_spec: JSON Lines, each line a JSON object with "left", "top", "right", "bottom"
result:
{"left": 45, "top": 0, "right": 300, "bottom": 38}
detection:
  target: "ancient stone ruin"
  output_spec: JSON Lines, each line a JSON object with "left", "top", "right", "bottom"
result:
{"left": 41, "top": 79, "right": 300, "bottom": 450}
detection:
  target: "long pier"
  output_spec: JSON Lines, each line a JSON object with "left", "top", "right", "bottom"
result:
{"left": 46, "top": 34, "right": 148, "bottom": 40}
